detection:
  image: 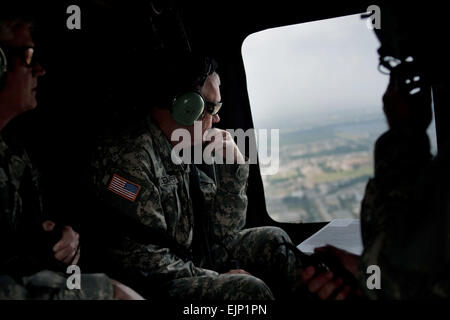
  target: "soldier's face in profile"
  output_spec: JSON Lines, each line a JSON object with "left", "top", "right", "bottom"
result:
{"left": 0, "top": 25, "right": 46, "bottom": 116}
{"left": 198, "top": 73, "right": 221, "bottom": 138}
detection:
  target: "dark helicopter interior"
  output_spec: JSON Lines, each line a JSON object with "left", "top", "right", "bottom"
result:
{"left": 4, "top": 0, "right": 449, "bottom": 248}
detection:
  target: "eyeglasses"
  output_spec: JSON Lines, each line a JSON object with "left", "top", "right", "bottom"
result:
{"left": 196, "top": 100, "right": 222, "bottom": 120}
{"left": 3, "top": 46, "right": 37, "bottom": 68}
{"left": 205, "top": 100, "right": 222, "bottom": 116}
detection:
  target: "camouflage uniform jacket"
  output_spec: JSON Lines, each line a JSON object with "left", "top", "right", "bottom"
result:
{"left": 91, "top": 116, "right": 250, "bottom": 286}
{"left": 0, "top": 132, "right": 48, "bottom": 276}
{"left": 358, "top": 128, "right": 450, "bottom": 299}
{"left": 0, "top": 134, "right": 115, "bottom": 300}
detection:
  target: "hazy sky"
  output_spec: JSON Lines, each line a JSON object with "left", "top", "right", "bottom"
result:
{"left": 241, "top": 13, "right": 390, "bottom": 128}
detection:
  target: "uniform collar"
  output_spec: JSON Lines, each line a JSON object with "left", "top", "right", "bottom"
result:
{"left": 147, "top": 115, "right": 189, "bottom": 173}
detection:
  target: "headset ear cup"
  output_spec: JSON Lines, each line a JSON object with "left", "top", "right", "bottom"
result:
{"left": 171, "top": 92, "right": 205, "bottom": 126}
{"left": 0, "top": 47, "right": 7, "bottom": 89}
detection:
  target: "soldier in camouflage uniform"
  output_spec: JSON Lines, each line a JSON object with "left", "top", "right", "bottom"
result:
{"left": 305, "top": 73, "right": 449, "bottom": 299}
{"left": 89, "top": 60, "right": 307, "bottom": 300}
{"left": 0, "top": 8, "right": 142, "bottom": 300}
{"left": 0, "top": 131, "right": 117, "bottom": 300}
{"left": 296, "top": 6, "right": 450, "bottom": 300}
{"left": 356, "top": 74, "right": 449, "bottom": 299}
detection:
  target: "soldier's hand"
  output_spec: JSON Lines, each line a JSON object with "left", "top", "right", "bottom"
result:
{"left": 299, "top": 266, "right": 350, "bottom": 300}
{"left": 298, "top": 245, "right": 363, "bottom": 300}
{"left": 110, "top": 279, "right": 145, "bottom": 300}
{"left": 42, "top": 221, "right": 80, "bottom": 265}
{"left": 382, "top": 78, "right": 432, "bottom": 131}
{"left": 314, "top": 245, "right": 359, "bottom": 278}
{"left": 205, "top": 128, "right": 246, "bottom": 164}
{"left": 223, "top": 269, "right": 251, "bottom": 275}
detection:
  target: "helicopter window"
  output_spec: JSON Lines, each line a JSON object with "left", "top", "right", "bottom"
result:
{"left": 242, "top": 13, "right": 437, "bottom": 223}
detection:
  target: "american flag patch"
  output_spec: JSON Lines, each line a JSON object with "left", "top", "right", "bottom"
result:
{"left": 108, "top": 174, "right": 141, "bottom": 202}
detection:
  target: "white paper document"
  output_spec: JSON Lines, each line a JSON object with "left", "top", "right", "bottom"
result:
{"left": 297, "top": 218, "right": 363, "bottom": 255}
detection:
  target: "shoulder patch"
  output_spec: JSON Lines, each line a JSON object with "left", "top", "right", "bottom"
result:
{"left": 108, "top": 174, "right": 141, "bottom": 202}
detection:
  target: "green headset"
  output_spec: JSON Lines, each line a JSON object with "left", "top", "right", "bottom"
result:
{"left": 171, "top": 91, "right": 206, "bottom": 126}
{"left": 169, "top": 56, "right": 218, "bottom": 126}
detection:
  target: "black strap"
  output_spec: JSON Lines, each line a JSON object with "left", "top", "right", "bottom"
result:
{"left": 189, "top": 164, "right": 213, "bottom": 268}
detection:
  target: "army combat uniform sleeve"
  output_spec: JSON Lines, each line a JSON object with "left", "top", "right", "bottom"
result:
{"left": 208, "top": 163, "right": 249, "bottom": 242}
{"left": 0, "top": 135, "right": 57, "bottom": 276}
{"left": 91, "top": 143, "right": 218, "bottom": 284}
{"left": 0, "top": 135, "right": 115, "bottom": 300}
{"left": 358, "top": 128, "right": 450, "bottom": 298}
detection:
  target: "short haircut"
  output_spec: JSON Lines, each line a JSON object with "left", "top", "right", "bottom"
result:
{"left": 0, "top": 19, "right": 32, "bottom": 42}
{"left": 150, "top": 54, "right": 219, "bottom": 109}
{"left": 0, "top": 3, "right": 33, "bottom": 41}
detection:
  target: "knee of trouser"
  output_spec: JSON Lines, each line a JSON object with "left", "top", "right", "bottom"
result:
{"left": 255, "top": 227, "right": 298, "bottom": 278}
{"left": 0, "top": 275, "right": 28, "bottom": 300}
{"left": 228, "top": 275, "right": 274, "bottom": 300}
{"left": 257, "top": 226, "right": 292, "bottom": 244}
{"left": 247, "top": 276, "right": 274, "bottom": 300}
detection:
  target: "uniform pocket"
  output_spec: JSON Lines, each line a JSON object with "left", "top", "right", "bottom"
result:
{"left": 159, "top": 179, "right": 182, "bottom": 238}
{"left": 197, "top": 170, "right": 217, "bottom": 208}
